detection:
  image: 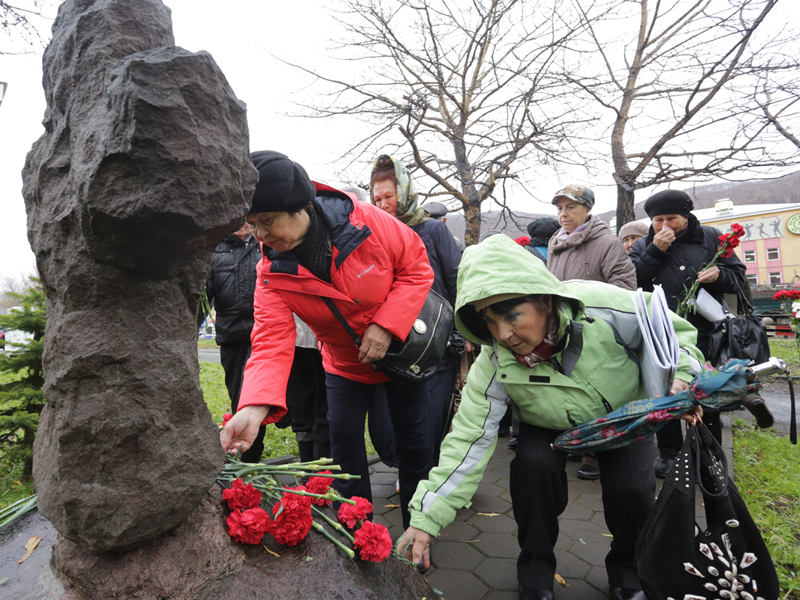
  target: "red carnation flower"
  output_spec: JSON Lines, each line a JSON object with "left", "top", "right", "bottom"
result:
{"left": 306, "top": 471, "right": 334, "bottom": 507}
{"left": 514, "top": 236, "right": 531, "bottom": 247}
{"left": 222, "top": 413, "right": 233, "bottom": 427}
{"left": 269, "top": 487, "right": 313, "bottom": 546}
{"left": 223, "top": 478, "right": 262, "bottom": 511}
{"left": 730, "top": 223, "right": 745, "bottom": 235}
{"left": 353, "top": 520, "right": 392, "bottom": 562}
{"left": 338, "top": 496, "right": 374, "bottom": 529}
{"left": 226, "top": 507, "right": 271, "bottom": 544}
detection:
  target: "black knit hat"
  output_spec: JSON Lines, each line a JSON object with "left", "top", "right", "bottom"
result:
{"left": 250, "top": 150, "right": 315, "bottom": 214}
{"left": 644, "top": 190, "right": 694, "bottom": 219}
{"left": 527, "top": 217, "right": 560, "bottom": 240}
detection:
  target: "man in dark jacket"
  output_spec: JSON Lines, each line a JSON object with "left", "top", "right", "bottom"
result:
{"left": 203, "top": 223, "right": 266, "bottom": 462}
{"left": 629, "top": 189, "right": 746, "bottom": 477}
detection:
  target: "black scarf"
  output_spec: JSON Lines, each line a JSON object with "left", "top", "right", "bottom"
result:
{"left": 290, "top": 205, "right": 333, "bottom": 283}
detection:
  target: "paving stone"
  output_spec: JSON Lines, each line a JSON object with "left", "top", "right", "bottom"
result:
{"left": 575, "top": 493, "right": 604, "bottom": 512}
{"left": 495, "top": 476, "right": 511, "bottom": 489}
{"left": 583, "top": 565, "right": 610, "bottom": 594}
{"left": 456, "top": 506, "right": 478, "bottom": 520}
{"left": 568, "top": 480, "right": 602, "bottom": 496}
{"left": 555, "top": 533, "right": 573, "bottom": 551}
{"left": 499, "top": 489, "right": 513, "bottom": 504}
{"left": 370, "top": 460, "right": 397, "bottom": 473}
{"left": 482, "top": 590, "right": 519, "bottom": 600}
{"left": 553, "top": 549, "right": 590, "bottom": 580}
{"left": 468, "top": 532, "right": 519, "bottom": 559}
{"left": 370, "top": 471, "right": 399, "bottom": 485}
{"left": 557, "top": 577, "right": 609, "bottom": 600}
{"left": 373, "top": 499, "right": 400, "bottom": 516}
{"left": 381, "top": 506, "right": 404, "bottom": 532}
{"left": 476, "top": 482, "right": 505, "bottom": 497}
{"left": 469, "top": 495, "right": 512, "bottom": 514}
{"left": 589, "top": 512, "right": 610, "bottom": 530}
{"left": 438, "top": 520, "right": 481, "bottom": 541}
{"left": 468, "top": 512, "right": 517, "bottom": 534}
{"left": 560, "top": 501, "right": 593, "bottom": 521}
{"left": 474, "top": 557, "right": 518, "bottom": 589}
{"left": 568, "top": 540, "right": 608, "bottom": 567}
{"left": 371, "top": 483, "right": 397, "bottom": 498}
{"left": 557, "top": 517, "right": 608, "bottom": 541}
{"left": 426, "top": 569, "right": 489, "bottom": 600}
{"left": 480, "top": 467, "right": 505, "bottom": 484}
{"left": 430, "top": 540, "right": 486, "bottom": 570}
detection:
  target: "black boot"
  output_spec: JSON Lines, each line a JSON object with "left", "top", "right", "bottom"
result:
{"left": 297, "top": 441, "right": 315, "bottom": 463}
{"left": 314, "top": 441, "right": 331, "bottom": 461}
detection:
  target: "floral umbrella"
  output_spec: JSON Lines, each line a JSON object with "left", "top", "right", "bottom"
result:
{"left": 552, "top": 359, "right": 753, "bottom": 452}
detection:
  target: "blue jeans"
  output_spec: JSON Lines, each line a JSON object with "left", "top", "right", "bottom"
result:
{"left": 325, "top": 372, "right": 434, "bottom": 529}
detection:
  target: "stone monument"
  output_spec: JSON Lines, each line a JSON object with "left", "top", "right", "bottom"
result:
{"left": 23, "top": 0, "right": 255, "bottom": 554}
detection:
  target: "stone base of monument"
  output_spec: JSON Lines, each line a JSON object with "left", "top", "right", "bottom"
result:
{"left": 0, "top": 485, "right": 436, "bottom": 600}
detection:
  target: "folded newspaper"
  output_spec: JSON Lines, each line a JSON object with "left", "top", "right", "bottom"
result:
{"left": 632, "top": 286, "right": 680, "bottom": 398}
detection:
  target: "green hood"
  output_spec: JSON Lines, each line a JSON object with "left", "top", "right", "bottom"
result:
{"left": 455, "top": 235, "right": 586, "bottom": 345}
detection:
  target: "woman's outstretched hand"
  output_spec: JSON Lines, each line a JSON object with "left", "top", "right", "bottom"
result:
{"left": 358, "top": 323, "right": 392, "bottom": 364}
{"left": 220, "top": 405, "right": 271, "bottom": 454}
{"left": 396, "top": 526, "right": 432, "bottom": 570}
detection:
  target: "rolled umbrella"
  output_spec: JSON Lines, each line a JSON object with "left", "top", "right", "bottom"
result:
{"left": 552, "top": 359, "right": 752, "bottom": 453}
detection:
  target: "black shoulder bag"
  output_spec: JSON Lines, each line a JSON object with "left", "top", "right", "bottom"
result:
{"left": 707, "top": 283, "right": 771, "bottom": 368}
{"left": 635, "top": 423, "right": 780, "bottom": 600}
{"left": 323, "top": 289, "right": 454, "bottom": 387}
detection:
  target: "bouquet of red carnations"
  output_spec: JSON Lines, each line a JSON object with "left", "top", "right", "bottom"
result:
{"left": 676, "top": 223, "right": 745, "bottom": 318}
{"left": 773, "top": 289, "right": 800, "bottom": 347}
{"left": 217, "top": 455, "right": 394, "bottom": 563}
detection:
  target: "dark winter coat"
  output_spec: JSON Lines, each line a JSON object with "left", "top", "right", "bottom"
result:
{"left": 628, "top": 214, "right": 746, "bottom": 349}
{"left": 204, "top": 234, "right": 261, "bottom": 346}
{"left": 410, "top": 219, "right": 460, "bottom": 308}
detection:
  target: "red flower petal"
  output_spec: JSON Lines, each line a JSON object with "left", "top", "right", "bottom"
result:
{"left": 223, "top": 479, "right": 262, "bottom": 511}
{"left": 353, "top": 521, "right": 393, "bottom": 562}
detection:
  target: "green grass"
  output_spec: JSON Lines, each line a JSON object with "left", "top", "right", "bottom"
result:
{"left": 768, "top": 337, "right": 800, "bottom": 374}
{"left": 732, "top": 419, "right": 800, "bottom": 598}
{"left": 197, "top": 339, "right": 219, "bottom": 349}
{"left": 0, "top": 457, "right": 35, "bottom": 510}
{"left": 198, "top": 362, "right": 377, "bottom": 461}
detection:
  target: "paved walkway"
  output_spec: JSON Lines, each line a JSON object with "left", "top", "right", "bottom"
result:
{"left": 368, "top": 418, "right": 733, "bottom": 600}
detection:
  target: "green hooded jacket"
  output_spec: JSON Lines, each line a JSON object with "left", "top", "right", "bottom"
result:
{"left": 408, "top": 235, "right": 703, "bottom": 537}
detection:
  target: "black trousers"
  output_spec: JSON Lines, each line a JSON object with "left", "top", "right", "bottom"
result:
{"left": 286, "top": 347, "right": 330, "bottom": 451}
{"left": 220, "top": 341, "right": 266, "bottom": 463}
{"left": 325, "top": 372, "right": 434, "bottom": 529}
{"left": 511, "top": 422, "right": 655, "bottom": 590}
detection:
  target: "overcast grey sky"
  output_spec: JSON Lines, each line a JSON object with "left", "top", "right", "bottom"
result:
{"left": 1, "top": 0, "right": 797, "bottom": 281}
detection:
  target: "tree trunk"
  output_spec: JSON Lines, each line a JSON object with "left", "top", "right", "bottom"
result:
{"left": 616, "top": 184, "right": 636, "bottom": 229}
{"left": 463, "top": 200, "right": 482, "bottom": 246}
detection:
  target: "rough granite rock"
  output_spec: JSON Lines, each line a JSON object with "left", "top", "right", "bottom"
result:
{"left": 23, "top": 0, "right": 257, "bottom": 553}
{"left": 51, "top": 486, "right": 437, "bottom": 600}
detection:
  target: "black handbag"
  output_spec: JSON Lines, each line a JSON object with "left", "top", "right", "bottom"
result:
{"left": 323, "top": 289, "right": 454, "bottom": 386}
{"left": 635, "top": 423, "right": 780, "bottom": 600}
{"left": 707, "top": 285, "right": 771, "bottom": 368}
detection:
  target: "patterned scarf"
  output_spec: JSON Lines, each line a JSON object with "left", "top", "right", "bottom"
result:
{"left": 513, "top": 317, "right": 559, "bottom": 368}
{"left": 370, "top": 155, "right": 430, "bottom": 227}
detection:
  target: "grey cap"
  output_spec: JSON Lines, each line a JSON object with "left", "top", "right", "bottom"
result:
{"left": 424, "top": 202, "right": 448, "bottom": 219}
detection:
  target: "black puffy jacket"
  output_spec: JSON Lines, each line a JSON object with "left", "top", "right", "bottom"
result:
{"left": 629, "top": 214, "right": 746, "bottom": 351}
{"left": 204, "top": 234, "right": 261, "bottom": 346}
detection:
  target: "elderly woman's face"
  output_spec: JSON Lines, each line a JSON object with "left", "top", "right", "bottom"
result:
{"left": 246, "top": 210, "right": 311, "bottom": 253}
{"left": 555, "top": 197, "right": 590, "bottom": 233}
{"left": 372, "top": 179, "right": 398, "bottom": 217}
{"left": 622, "top": 235, "right": 641, "bottom": 254}
{"left": 482, "top": 301, "right": 549, "bottom": 355}
{"left": 651, "top": 214, "right": 688, "bottom": 235}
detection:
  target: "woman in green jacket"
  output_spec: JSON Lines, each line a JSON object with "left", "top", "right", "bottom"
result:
{"left": 398, "top": 235, "right": 704, "bottom": 600}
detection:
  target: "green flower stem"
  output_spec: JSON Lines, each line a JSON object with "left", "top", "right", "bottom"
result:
{"left": 311, "top": 521, "right": 355, "bottom": 558}
{"left": 236, "top": 470, "right": 357, "bottom": 481}
{"left": 675, "top": 242, "right": 729, "bottom": 318}
{"left": 0, "top": 494, "right": 38, "bottom": 530}
{"left": 311, "top": 505, "right": 356, "bottom": 543}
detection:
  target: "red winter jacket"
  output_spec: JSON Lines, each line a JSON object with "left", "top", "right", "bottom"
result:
{"left": 237, "top": 184, "right": 434, "bottom": 424}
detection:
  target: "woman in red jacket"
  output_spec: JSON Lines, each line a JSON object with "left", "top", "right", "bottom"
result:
{"left": 221, "top": 151, "right": 435, "bottom": 529}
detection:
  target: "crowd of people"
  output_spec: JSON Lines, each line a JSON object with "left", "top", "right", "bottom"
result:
{"left": 210, "top": 152, "right": 771, "bottom": 600}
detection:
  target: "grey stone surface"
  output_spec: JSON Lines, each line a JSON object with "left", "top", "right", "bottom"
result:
{"left": 24, "top": 0, "right": 256, "bottom": 553}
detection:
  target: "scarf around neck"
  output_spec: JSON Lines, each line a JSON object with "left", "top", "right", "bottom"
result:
{"left": 513, "top": 316, "right": 559, "bottom": 368}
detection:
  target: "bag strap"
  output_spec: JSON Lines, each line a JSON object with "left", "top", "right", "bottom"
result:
{"left": 322, "top": 297, "right": 362, "bottom": 347}
{"left": 731, "top": 279, "right": 756, "bottom": 317}
{"left": 789, "top": 375, "right": 797, "bottom": 445}
{"left": 691, "top": 422, "right": 729, "bottom": 499}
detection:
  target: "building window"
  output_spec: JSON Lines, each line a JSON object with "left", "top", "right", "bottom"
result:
{"left": 743, "top": 249, "right": 756, "bottom": 263}
{"left": 769, "top": 272, "right": 782, "bottom": 284}
{"left": 766, "top": 247, "right": 780, "bottom": 261}
{"left": 746, "top": 274, "right": 758, "bottom": 286}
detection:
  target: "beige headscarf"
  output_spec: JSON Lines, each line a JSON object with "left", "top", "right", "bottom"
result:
{"left": 370, "top": 155, "right": 430, "bottom": 227}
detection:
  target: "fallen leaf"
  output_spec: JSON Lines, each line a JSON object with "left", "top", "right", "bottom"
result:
{"left": 554, "top": 574, "right": 568, "bottom": 587}
{"left": 462, "top": 539, "right": 480, "bottom": 543}
{"left": 17, "top": 536, "right": 42, "bottom": 564}
{"left": 261, "top": 543, "right": 280, "bottom": 558}
{"left": 579, "top": 538, "right": 586, "bottom": 545}
{"left": 475, "top": 512, "right": 501, "bottom": 517}
{"left": 305, "top": 556, "right": 314, "bottom": 562}
{"left": 384, "top": 504, "right": 400, "bottom": 508}
{"left": 602, "top": 534, "right": 613, "bottom": 538}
